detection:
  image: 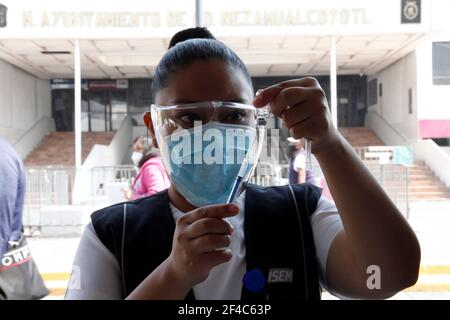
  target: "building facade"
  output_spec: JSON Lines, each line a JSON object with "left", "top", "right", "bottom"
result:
{"left": 0, "top": 0, "right": 449, "bottom": 158}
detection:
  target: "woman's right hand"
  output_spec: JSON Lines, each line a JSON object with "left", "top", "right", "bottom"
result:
{"left": 166, "top": 203, "right": 239, "bottom": 289}
{"left": 121, "top": 188, "right": 133, "bottom": 200}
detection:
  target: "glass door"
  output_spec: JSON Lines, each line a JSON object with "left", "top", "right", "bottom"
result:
{"left": 81, "top": 90, "right": 90, "bottom": 132}
{"left": 110, "top": 90, "right": 127, "bottom": 131}
{"left": 53, "top": 89, "right": 74, "bottom": 131}
{"left": 338, "top": 89, "right": 350, "bottom": 127}
{"left": 89, "top": 91, "right": 107, "bottom": 132}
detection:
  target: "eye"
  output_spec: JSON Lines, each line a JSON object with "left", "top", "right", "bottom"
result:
{"left": 178, "top": 112, "right": 202, "bottom": 125}
{"left": 223, "top": 110, "right": 247, "bottom": 123}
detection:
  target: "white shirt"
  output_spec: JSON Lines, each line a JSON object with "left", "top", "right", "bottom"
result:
{"left": 293, "top": 151, "right": 307, "bottom": 172}
{"left": 65, "top": 193, "right": 343, "bottom": 300}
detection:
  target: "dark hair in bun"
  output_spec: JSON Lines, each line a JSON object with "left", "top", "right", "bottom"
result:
{"left": 168, "top": 27, "right": 216, "bottom": 49}
{"left": 152, "top": 27, "right": 252, "bottom": 98}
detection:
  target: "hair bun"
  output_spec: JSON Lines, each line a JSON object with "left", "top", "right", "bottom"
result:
{"left": 168, "top": 27, "right": 216, "bottom": 49}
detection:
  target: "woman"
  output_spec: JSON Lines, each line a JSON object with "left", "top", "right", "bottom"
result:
{"left": 66, "top": 27, "right": 420, "bottom": 300}
{"left": 125, "top": 136, "right": 170, "bottom": 200}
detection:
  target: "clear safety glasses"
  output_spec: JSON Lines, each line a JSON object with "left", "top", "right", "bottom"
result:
{"left": 150, "top": 101, "right": 257, "bottom": 133}
{"left": 150, "top": 101, "right": 270, "bottom": 204}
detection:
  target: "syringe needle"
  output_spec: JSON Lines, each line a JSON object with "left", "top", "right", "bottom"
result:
{"left": 304, "top": 138, "right": 312, "bottom": 171}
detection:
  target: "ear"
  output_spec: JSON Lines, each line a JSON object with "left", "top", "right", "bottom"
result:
{"left": 143, "top": 111, "right": 159, "bottom": 148}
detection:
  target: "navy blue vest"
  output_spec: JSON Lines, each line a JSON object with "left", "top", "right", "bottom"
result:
{"left": 91, "top": 183, "right": 322, "bottom": 300}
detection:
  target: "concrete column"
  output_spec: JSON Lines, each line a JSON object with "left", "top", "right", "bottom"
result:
{"left": 195, "top": 0, "right": 203, "bottom": 27}
{"left": 74, "top": 39, "right": 82, "bottom": 168}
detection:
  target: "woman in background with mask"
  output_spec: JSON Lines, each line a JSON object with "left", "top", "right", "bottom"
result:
{"left": 125, "top": 136, "right": 170, "bottom": 200}
{"left": 66, "top": 27, "right": 420, "bottom": 301}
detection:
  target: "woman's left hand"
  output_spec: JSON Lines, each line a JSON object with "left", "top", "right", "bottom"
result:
{"left": 253, "top": 77, "right": 341, "bottom": 155}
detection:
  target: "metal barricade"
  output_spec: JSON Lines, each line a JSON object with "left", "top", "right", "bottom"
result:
{"left": 249, "top": 153, "right": 410, "bottom": 218}
{"left": 23, "top": 166, "right": 77, "bottom": 229}
{"left": 365, "top": 163, "right": 410, "bottom": 219}
{"left": 23, "top": 153, "right": 410, "bottom": 232}
{"left": 90, "top": 166, "right": 136, "bottom": 197}
{"left": 23, "top": 166, "right": 136, "bottom": 230}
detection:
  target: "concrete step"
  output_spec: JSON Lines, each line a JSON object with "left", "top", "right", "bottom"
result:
{"left": 409, "top": 166, "right": 433, "bottom": 171}
{"left": 409, "top": 169, "right": 435, "bottom": 175}
{"left": 383, "top": 186, "right": 448, "bottom": 192}
{"left": 410, "top": 197, "right": 450, "bottom": 201}
{"left": 409, "top": 186, "right": 450, "bottom": 192}
{"left": 392, "top": 180, "right": 443, "bottom": 187}
{"left": 338, "top": 127, "right": 384, "bottom": 147}
{"left": 409, "top": 175, "right": 441, "bottom": 181}
{"left": 409, "top": 191, "right": 450, "bottom": 198}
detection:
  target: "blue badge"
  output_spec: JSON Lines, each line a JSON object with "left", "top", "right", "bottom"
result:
{"left": 243, "top": 269, "right": 266, "bottom": 293}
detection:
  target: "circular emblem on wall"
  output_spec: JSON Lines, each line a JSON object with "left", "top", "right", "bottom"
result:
{"left": 403, "top": 1, "right": 419, "bottom": 21}
{"left": 0, "top": 4, "right": 7, "bottom": 28}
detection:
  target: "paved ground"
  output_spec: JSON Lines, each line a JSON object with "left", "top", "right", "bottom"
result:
{"left": 27, "top": 200, "right": 450, "bottom": 300}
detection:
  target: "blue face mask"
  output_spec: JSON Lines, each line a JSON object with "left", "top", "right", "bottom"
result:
{"left": 162, "top": 122, "right": 256, "bottom": 207}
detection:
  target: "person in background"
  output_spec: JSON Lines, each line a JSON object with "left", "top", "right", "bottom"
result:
{"left": 0, "top": 138, "right": 25, "bottom": 258}
{"left": 125, "top": 136, "right": 170, "bottom": 200}
{"left": 288, "top": 137, "right": 315, "bottom": 185}
{"left": 0, "top": 138, "right": 48, "bottom": 300}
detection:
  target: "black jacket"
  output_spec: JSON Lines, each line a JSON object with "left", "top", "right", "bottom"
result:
{"left": 91, "top": 183, "right": 322, "bottom": 300}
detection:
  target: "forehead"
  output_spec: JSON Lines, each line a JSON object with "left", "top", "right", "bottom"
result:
{"left": 155, "top": 59, "right": 253, "bottom": 105}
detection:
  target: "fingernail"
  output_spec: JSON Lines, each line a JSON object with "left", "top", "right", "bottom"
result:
{"left": 227, "top": 204, "right": 238, "bottom": 213}
{"left": 253, "top": 91, "right": 263, "bottom": 104}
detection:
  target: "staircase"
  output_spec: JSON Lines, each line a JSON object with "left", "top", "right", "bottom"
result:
{"left": 339, "top": 127, "right": 450, "bottom": 201}
{"left": 339, "top": 127, "right": 384, "bottom": 147}
{"left": 24, "top": 132, "right": 115, "bottom": 167}
{"left": 408, "top": 161, "right": 450, "bottom": 201}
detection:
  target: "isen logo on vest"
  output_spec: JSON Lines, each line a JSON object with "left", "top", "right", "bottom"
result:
{"left": 267, "top": 268, "right": 294, "bottom": 283}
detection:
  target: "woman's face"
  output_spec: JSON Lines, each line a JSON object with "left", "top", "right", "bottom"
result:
{"left": 145, "top": 59, "right": 255, "bottom": 147}
{"left": 148, "top": 59, "right": 255, "bottom": 210}
{"left": 132, "top": 140, "right": 144, "bottom": 153}
{"left": 155, "top": 59, "right": 254, "bottom": 106}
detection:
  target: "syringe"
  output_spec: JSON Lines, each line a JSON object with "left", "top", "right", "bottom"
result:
{"left": 227, "top": 106, "right": 269, "bottom": 204}
{"left": 304, "top": 138, "right": 312, "bottom": 171}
